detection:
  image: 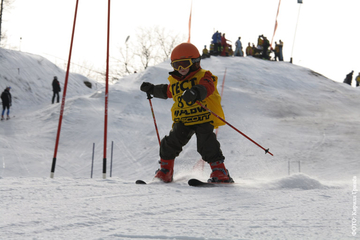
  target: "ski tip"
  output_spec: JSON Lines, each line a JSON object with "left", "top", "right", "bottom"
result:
{"left": 188, "top": 178, "right": 236, "bottom": 187}
{"left": 188, "top": 178, "right": 215, "bottom": 187}
{"left": 135, "top": 180, "right": 147, "bottom": 184}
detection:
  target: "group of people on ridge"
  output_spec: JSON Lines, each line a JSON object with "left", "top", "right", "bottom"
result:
{"left": 249, "top": 35, "right": 284, "bottom": 61}
{"left": 206, "top": 31, "right": 233, "bottom": 57}
{"left": 203, "top": 32, "right": 284, "bottom": 61}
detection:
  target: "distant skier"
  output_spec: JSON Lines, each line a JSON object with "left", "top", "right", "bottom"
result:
{"left": 343, "top": 71, "right": 354, "bottom": 86}
{"left": 1, "top": 86, "right": 12, "bottom": 120}
{"left": 140, "top": 42, "right": 234, "bottom": 183}
{"left": 52, "top": 76, "right": 61, "bottom": 104}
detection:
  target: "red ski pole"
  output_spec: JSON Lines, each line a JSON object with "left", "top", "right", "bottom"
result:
{"left": 147, "top": 93, "right": 161, "bottom": 146}
{"left": 196, "top": 101, "right": 273, "bottom": 156}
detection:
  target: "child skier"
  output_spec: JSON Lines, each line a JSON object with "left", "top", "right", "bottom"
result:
{"left": 140, "top": 42, "right": 233, "bottom": 183}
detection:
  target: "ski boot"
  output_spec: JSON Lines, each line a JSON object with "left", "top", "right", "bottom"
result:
{"left": 6, "top": 115, "right": 10, "bottom": 120}
{"left": 208, "top": 160, "right": 234, "bottom": 183}
{"left": 154, "top": 159, "right": 174, "bottom": 183}
{"left": 1, "top": 116, "right": 4, "bottom": 121}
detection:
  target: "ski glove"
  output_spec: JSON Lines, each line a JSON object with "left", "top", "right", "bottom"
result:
{"left": 140, "top": 82, "right": 154, "bottom": 95}
{"left": 182, "top": 88, "right": 201, "bottom": 105}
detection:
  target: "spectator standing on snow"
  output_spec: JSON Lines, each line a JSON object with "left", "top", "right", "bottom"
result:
{"left": 52, "top": 76, "right": 61, "bottom": 104}
{"left": 212, "top": 31, "right": 221, "bottom": 55}
{"left": 343, "top": 71, "right": 354, "bottom": 86}
{"left": 202, "top": 45, "right": 210, "bottom": 59}
{"left": 246, "top": 42, "right": 253, "bottom": 56}
{"left": 221, "top": 33, "right": 231, "bottom": 56}
{"left": 257, "top": 35, "right": 264, "bottom": 49}
{"left": 355, "top": 72, "right": 360, "bottom": 87}
{"left": 278, "top": 40, "right": 284, "bottom": 61}
{"left": 1, "top": 86, "right": 12, "bottom": 120}
{"left": 140, "top": 42, "right": 234, "bottom": 184}
{"left": 262, "top": 36, "right": 270, "bottom": 60}
{"left": 234, "top": 37, "right": 243, "bottom": 56}
{"left": 274, "top": 42, "right": 280, "bottom": 61}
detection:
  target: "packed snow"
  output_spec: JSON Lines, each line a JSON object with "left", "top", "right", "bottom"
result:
{"left": 0, "top": 47, "right": 359, "bottom": 239}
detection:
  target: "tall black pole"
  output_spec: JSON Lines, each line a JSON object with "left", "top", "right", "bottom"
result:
{"left": 291, "top": 0, "right": 303, "bottom": 63}
{"left": 0, "top": 0, "right": 4, "bottom": 44}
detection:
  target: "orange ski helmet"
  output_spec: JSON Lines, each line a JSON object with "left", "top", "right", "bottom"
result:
{"left": 171, "top": 43, "right": 200, "bottom": 62}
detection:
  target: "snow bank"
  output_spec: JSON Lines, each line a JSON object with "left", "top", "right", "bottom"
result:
{"left": 268, "top": 173, "right": 329, "bottom": 190}
{"left": 0, "top": 47, "right": 98, "bottom": 108}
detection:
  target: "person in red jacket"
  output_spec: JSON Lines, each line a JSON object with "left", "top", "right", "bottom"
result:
{"left": 220, "top": 33, "right": 231, "bottom": 56}
{"left": 140, "top": 43, "right": 233, "bottom": 183}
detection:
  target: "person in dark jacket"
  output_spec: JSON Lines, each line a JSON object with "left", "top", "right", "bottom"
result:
{"left": 262, "top": 36, "right": 270, "bottom": 60}
{"left": 343, "top": 71, "right": 354, "bottom": 86}
{"left": 52, "top": 76, "right": 61, "bottom": 104}
{"left": 278, "top": 40, "right": 284, "bottom": 61}
{"left": 1, "top": 86, "right": 12, "bottom": 120}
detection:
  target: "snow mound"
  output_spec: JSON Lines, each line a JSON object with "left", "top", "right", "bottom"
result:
{"left": 269, "top": 173, "right": 329, "bottom": 190}
{"left": 0, "top": 47, "right": 98, "bottom": 108}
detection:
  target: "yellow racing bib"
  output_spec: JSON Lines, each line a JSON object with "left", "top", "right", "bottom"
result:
{"left": 168, "top": 69, "right": 225, "bottom": 128}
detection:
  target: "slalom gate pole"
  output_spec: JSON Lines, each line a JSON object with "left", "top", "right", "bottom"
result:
{"left": 91, "top": 143, "right": 95, "bottom": 178}
{"left": 146, "top": 93, "right": 161, "bottom": 146}
{"left": 102, "top": 0, "right": 111, "bottom": 179}
{"left": 110, "top": 141, "right": 113, "bottom": 177}
{"left": 196, "top": 101, "right": 273, "bottom": 156}
{"left": 215, "top": 67, "right": 227, "bottom": 136}
{"left": 50, "top": 0, "right": 79, "bottom": 178}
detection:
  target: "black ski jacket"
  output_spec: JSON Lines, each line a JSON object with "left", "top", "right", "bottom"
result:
{"left": 1, "top": 89, "right": 12, "bottom": 106}
{"left": 52, "top": 79, "right": 61, "bottom": 93}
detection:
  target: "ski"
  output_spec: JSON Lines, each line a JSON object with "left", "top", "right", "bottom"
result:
{"left": 188, "top": 179, "right": 216, "bottom": 187}
{"left": 188, "top": 178, "right": 235, "bottom": 187}
{"left": 137, "top": 178, "right": 235, "bottom": 186}
{"left": 135, "top": 180, "right": 147, "bottom": 184}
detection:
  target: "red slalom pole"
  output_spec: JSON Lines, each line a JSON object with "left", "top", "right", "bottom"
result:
{"left": 215, "top": 67, "right": 227, "bottom": 136}
{"left": 147, "top": 93, "right": 161, "bottom": 146}
{"left": 102, "top": 0, "right": 111, "bottom": 179}
{"left": 50, "top": 0, "right": 79, "bottom": 178}
{"left": 187, "top": 0, "right": 192, "bottom": 43}
{"left": 196, "top": 101, "right": 273, "bottom": 156}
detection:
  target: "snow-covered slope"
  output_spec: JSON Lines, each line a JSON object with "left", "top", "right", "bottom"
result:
{"left": 0, "top": 48, "right": 97, "bottom": 108}
{"left": 0, "top": 48, "right": 359, "bottom": 239}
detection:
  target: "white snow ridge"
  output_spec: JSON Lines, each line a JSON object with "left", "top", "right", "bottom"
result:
{"left": 0, "top": 47, "right": 359, "bottom": 239}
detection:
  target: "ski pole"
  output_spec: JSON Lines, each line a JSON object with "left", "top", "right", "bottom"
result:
{"left": 196, "top": 101, "right": 273, "bottom": 156}
{"left": 146, "top": 93, "right": 161, "bottom": 146}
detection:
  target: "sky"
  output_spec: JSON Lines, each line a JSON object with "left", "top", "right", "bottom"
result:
{"left": 2, "top": 0, "right": 360, "bottom": 84}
